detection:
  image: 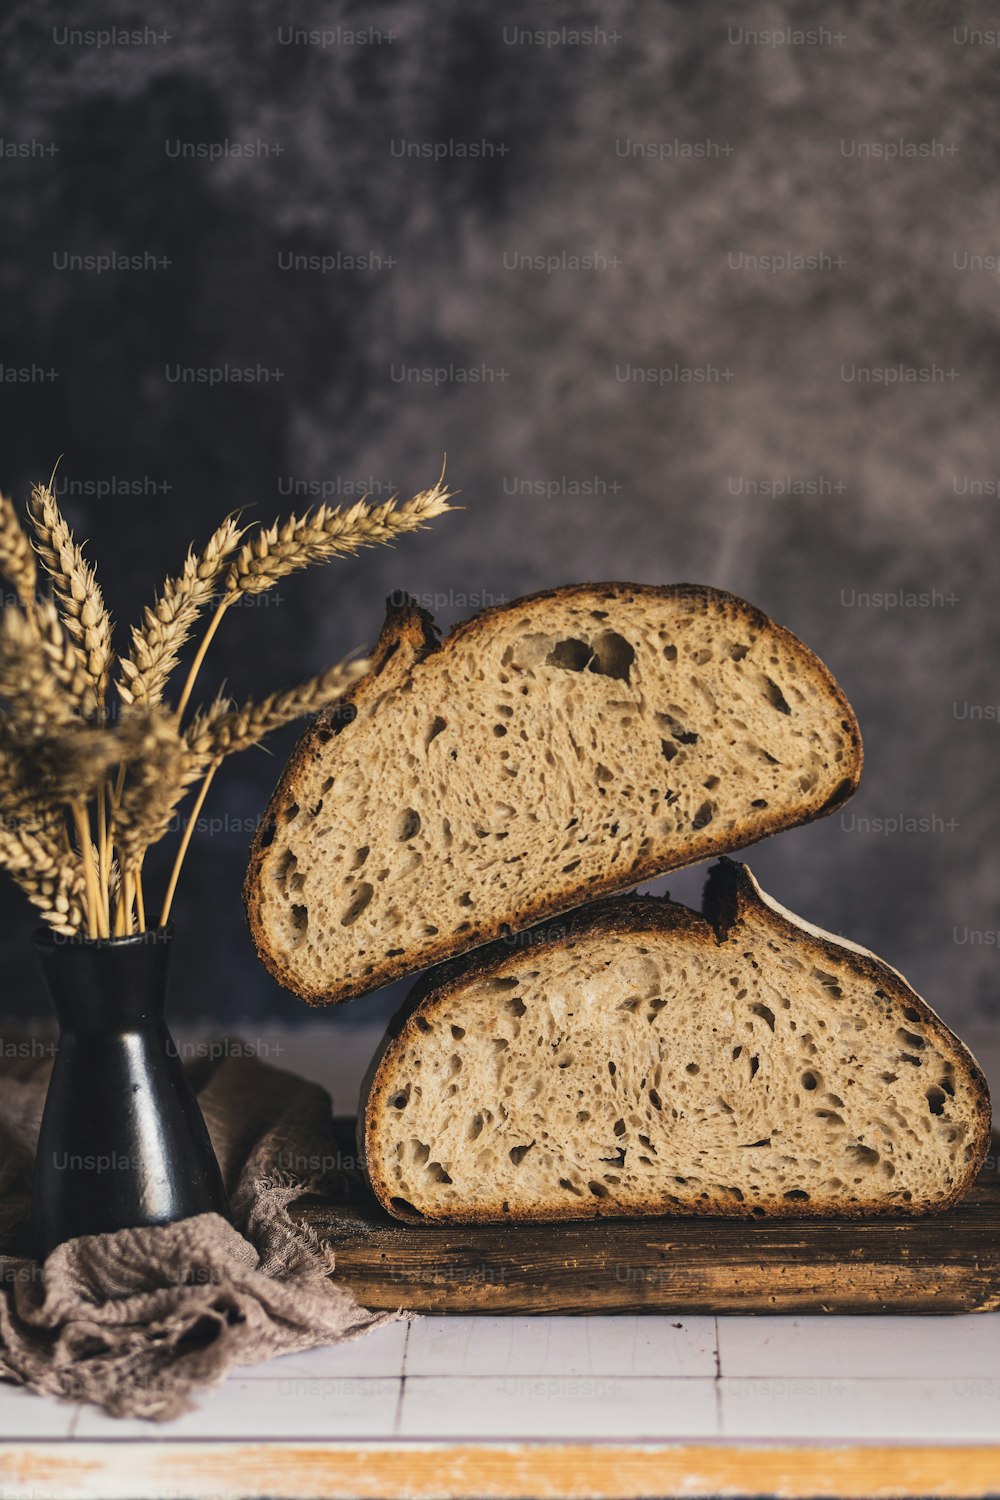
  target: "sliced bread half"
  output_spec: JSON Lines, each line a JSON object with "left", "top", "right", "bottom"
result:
{"left": 245, "top": 583, "right": 862, "bottom": 1003}
{"left": 361, "top": 860, "right": 990, "bottom": 1221}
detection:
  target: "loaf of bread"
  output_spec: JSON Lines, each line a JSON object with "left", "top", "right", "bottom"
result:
{"left": 360, "top": 860, "right": 991, "bottom": 1222}
{"left": 245, "top": 583, "right": 862, "bottom": 1004}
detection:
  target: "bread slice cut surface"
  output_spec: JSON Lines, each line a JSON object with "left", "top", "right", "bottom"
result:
{"left": 245, "top": 583, "right": 862, "bottom": 1003}
{"left": 361, "top": 861, "right": 991, "bottom": 1222}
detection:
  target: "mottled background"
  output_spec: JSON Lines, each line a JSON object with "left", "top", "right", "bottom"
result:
{"left": 0, "top": 0, "right": 997, "bottom": 1096}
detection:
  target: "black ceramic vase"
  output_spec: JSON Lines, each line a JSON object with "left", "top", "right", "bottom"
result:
{"left": 32, "top": 924, "right": 230, "bottom": 1259}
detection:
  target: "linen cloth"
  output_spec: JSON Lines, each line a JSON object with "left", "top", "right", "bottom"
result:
{"left": 0, "top": 1043, "right": 395, "bottom": 1420}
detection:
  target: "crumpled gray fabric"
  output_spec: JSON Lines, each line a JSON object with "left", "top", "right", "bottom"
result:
{"left": 0, "top": 1045, "right": 396, "bottom": 1420}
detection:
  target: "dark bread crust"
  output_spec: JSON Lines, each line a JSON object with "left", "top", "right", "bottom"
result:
{"left": 244, "top": 582, "right": 863, "bottom": 1005}
{"left": 362, "top": 861, "right": 991, "bottom": 1224}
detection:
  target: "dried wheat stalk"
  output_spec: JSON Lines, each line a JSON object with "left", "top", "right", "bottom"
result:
{"left": 0, "top": 492, "right": 38, "bottom": 613}
{"left": 1, "top": 466, "right": 454, "bottom": 935}
{"left": 223, "top": 479, "right": 455, "bottom": 597}
{"left": 117, "top": 515, "right": 244, "bottom": 707}
{"left": 0, "top": 821, "right": 87, "bottom": 936}
{"left": 28, "top": 483, "right": 114, "bottom": 706}
{"left": 186, "top": 658, "right": 367, "bottom": 760}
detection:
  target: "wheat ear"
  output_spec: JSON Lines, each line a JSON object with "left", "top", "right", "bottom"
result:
{"left": 0, "top": 493, "right": 38, "bottom": 614}
{"left": 117, "top": 515, "right": 245, "bottom": 707}
{"left": 174, "top": 478, "right": 454, "bottom": 719}
{"left": 0, "top": 822, "right": 87, "bottom": 936}
{"left": 28, "top": 482, "right": 114, "bottom": 706}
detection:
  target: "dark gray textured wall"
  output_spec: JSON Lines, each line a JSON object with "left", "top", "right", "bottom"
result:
{"left": 1, "top": 1, "right": 998, "bottom": 1045}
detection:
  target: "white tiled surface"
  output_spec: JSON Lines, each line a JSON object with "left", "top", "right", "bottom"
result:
{"left": 398, "top": 1373, "right": 719, "bottom": 1440}
{"left": 718, "top": 1375, "right": 1000, "bottom": 1441}
{"left": 3, "top": 1314, "right": 1000, "bottom": 1445}
{"left": 73, "top": 1376, "right": 401, "bottom": 1440}
{"left": 717, "top": 1313, "right": 1000, "bottom": 1379}
{"left": 405, "top": 1314, "right": 718, "bottom": 1377}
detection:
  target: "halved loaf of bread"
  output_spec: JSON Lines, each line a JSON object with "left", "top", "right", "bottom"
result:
{"left": 361, "top": 861, "right": 991, "bottom": 1222}
{"left": 245, "top": 583, "right": 862, "bottom": 1004}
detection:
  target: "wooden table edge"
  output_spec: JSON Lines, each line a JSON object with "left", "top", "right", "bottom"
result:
{"left": 2, "top": 1439, "right": 999, "bottom": 1499}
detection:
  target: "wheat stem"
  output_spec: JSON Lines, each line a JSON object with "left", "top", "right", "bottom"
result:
{"left": 96, "top": 780, "right": 110, "bottom": 927}
{"left": 175, "top": 597, "right": 230, "bottom": 723}
{"left": 159, "top": 758, "right": 219, "bottom": 927}
{"left": 135, "top": 868, "right": 146, "bottom": 932}
{"left": 122, "top": 868, "right": 136, "bottom": 936}
{"left": 71, "top": 802, "right": 101, "bottom": 939}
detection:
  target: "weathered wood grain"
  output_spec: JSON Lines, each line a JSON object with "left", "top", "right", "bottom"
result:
{"left": 297, "top": 1126, "right": 1000, "bottom": 1314}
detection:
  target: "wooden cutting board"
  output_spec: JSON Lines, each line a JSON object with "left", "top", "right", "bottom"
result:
{"left": 296, "top": 1124, "right": 1000, "bottom": 1315}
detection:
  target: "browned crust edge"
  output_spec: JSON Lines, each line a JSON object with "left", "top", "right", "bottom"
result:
{"left": 361, "top": 860, "right": 991, "bottom": 1225}
{"left": 244, "top": 582, "right": 864, "bottom": 1005}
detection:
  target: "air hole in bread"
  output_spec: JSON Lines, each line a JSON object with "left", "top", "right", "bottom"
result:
{"left": 881, "top": 1071, "right": 898, "bottom": 1084}
{"left": 846, "top": 1143, "right": 879, "bottom": 1167}
{"left": 897, "top": 1027, "right": 926, "bottom": 1052}
{"left": 939, "top": 1074, "right": 955, "bottom": 1096}
{"left": 811, "top": 968, "right": 843, "bottom": 998}
{"left": 762, "top": 675, "right": 792, "bottom": 714}
{"left": 784, "top": 1188, "right": 809, "bottom": 1201}
{"left": 729, "top": 643, "right": 749, "bottom": 661}
{"left": 340, "top": 882, "right": 373, "bottom": 926}
{"left": 450, "top": 1024, "right": 465, "bottom": 1040}
{"left": 283, "top": 802, "right": 299, "bottom": 823}
{"left": 692, "top": 801, "right": 714, "bottom": 830}
{"left": 290, "top": 903, "right": 308, "bottom": 936}
{"left": 926, "top": 1087, "right": 947, "bottom": 1116}
{"left": 815, "top": 1109, "right": 844, "bottom": 1127}
{"left": 546, "top": 637, "right": 594, "bottom": 672}
{"left": 509, "top": 1143, "right": 534, "bottom": 1166}
{"left": 425, "top": 716, "right": 446, "bottom": 748}
{"left": 749, "top": 1055, "right": 760, "bottom": 1078}
{"left": 751, "top": 1003, "right": 776, "bottom": 1032}
{"left": 649, "top": 1087, "right": 663, "bottom": 1110}
{"left": 389, "top": 1197, "right": 423, "bottom": 1219}
{"left": 686, "top": 1062, "right": 699, "bottom": 1075}
{"left": 660, "top": 740, "right": 678, "bottom": 762}
{"left": 656, "top": 711, "right": 698, "bottom": 745}
{"left": 663, "top": 644, "right": 677, "bottom": 661}
{"left": 351, "top": 845, "right": 370, "bottom": 870}
{"left": 395, "top": 808, "right": 421, "bottom": 841}
{"left": 588, "top": 1180, "right": 610, "bottom": 1197}
{"left": 801, "top": 1071, "right": 819, "bottom": 1090}
{"left": 613, "top": 1118, "right": 626, "bottom": 1136}
{"left": 751, "top": 797, "right": 768, "bottom": 808}
{"left": 559, "top": 1178, "right": 584, "bottom": 1196}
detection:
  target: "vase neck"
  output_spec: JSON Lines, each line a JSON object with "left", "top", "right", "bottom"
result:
{"left": 34, "top": 929, "right": 174, "bottom": 1032}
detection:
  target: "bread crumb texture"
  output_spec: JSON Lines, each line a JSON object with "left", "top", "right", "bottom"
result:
{"left": 251, "top": 585, "right": 860, "bottom": 1001}
{"left": 365, "top": 873, "right": 988, "bottom": 1222}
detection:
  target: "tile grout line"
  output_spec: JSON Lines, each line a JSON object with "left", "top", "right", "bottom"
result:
{"left": 713, "top": 1314, "right": 724, "bottom": 1438}
{"left": 393, "top": 1318, "right": 412, "bottom": 1436}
